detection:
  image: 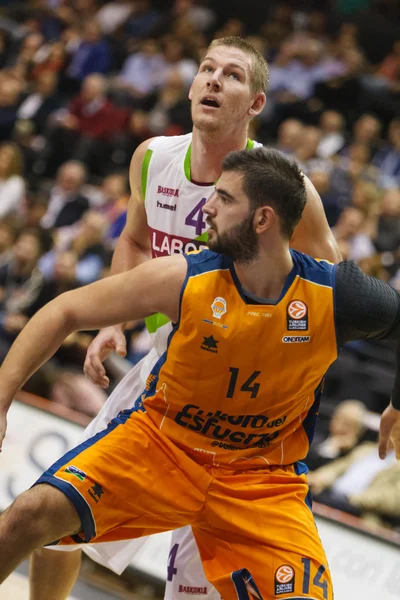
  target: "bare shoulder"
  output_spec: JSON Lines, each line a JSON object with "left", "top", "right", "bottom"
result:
{"left": 129, "top": 137, "right": 157, "bottom": 195}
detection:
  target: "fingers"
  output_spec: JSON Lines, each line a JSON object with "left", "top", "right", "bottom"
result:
{"left": 84, "top": 353, "right": 110, "bottom": 388}
{"left": 378, "top": 404, "right": 398, "bottom": 460}
{"left": 379, "top": 416, "right": 391, "bottom": 460}
{"left": 83, "top": 328, "right": 127, "bottom": 387}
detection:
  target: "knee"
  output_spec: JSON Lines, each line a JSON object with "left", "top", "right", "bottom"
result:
{"left": 6, "top": 484, "right": 81, "bottom": 543}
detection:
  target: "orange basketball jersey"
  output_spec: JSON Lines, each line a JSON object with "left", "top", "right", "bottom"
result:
{"left": 135, "top": 249, "right": 338, "bottom": 469}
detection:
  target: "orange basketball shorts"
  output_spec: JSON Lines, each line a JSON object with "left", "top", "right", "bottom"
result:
{"left": 34, "top": 409, "right": 333, "bottom": 599}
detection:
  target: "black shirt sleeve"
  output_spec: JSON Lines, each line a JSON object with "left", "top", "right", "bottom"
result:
{"left": 335, "top": 261, "right": 400, "bottom": 409}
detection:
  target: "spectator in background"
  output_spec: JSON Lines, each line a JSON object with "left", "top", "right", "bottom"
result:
{"left": 108, "top": 109, "right": 151, "bottom": 170}
{"left": 349, "top": 113, "right": 382, "bottom": 154}
{"left": 372, "top": 117, "right": 400, "bottom": 188}
{"left": 317, "top": 110, "right": 345, "bottom": 158}
{"left": 124, "top": 0, "right": 162, "bottom": 40}
{"left": 95, "top": 0, "right": 135, "bottom": 36}
{"left": 0, "top": 79, "right": 21, "bottom": 141}
{"left": 293, "top": 125, "right": 328, "bottom": 174}
{"left": 97, "top": 173, "right": 129, "bottom": 244}
{"left": 0, "top": 227, "right": 53, "bottom": 361}
{"left": 31, "top": 42, "right": 66, "bottom": 82}
{"left": 0, "top": 221, "right": 16, "bottom": 268}
{"left": 308, "top": 435, "right": 400, "bottom": 527}
{"left": 115, "top": 38, "right": 165, "bottom": 100}
{"left": 41, "top": 210, "right": 108, "bottom": 285}
{"left": 378, "top": 41, "right": 400, "bottom": 84}
{"left": 373, "top": 188, "right": 400, "bottom": 254}
{"left": 313, "top": 47, "right": 365, "bottom": 125}
{"left": 159, "top": 36, "right": 198, "bottom": 90}
{"left": 148, "top": 69, "right": 191, "bottom": 136}
{"left": 15, "top": 32, "right": 45, "bottom": 73}
{"left": 66, "top": 20, "right": 110, "bottom": 87}
{"left": 274, "top": 118, "right": 304, "bottom": 155}
{"left": 332, "top": 205, "right": 375, "bottom": 261}
{"left": 17, "top": 72, "right": 61, "bottom": 136}
{"left": 40, "top": 160, "right": 89, "bottom": 230}
{"left": 0, "top": 143, "right": 25, "bottom": 220}
{"left": 40, "top": 74, "right": 124, "bottom": 174}
{"left": 306, "top": 400, "right": 367, "bottom": 471}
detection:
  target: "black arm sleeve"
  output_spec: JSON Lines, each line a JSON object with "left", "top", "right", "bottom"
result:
{"left": 335, "top": 261, "right": 400, "bottom": 409}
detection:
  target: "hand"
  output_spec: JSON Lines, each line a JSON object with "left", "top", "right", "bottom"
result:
{"left": 83, "top": 325, "right": 127, "bottom": 388}
{"left": 379, "top": 403, "right": 400, "bottom": 460}
{"left": 0, "top": 409, "right": 7, "bottom": 452}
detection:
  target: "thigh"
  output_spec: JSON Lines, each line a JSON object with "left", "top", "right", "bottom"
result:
{"left": 194, "top": 465, "right": 333, "bottom": 600}
{"left": 165, "top": 526, "right": 221, "bottom": 600}
{"left": 34, "top": 411, "right": 211, "bottom": 546}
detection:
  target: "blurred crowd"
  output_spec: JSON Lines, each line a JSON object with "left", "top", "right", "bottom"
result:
{"left": 0, "top": 0, "right": 399, "bottom": 526}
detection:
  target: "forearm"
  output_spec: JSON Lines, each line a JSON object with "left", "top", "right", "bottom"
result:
{"left": 110, "top": 231, "right": 151, "bottom": 276}
{"left": 0, "top": 301, "right": 74, "bottom": 410}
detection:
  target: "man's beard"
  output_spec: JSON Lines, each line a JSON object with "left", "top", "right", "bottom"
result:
{"left": 207, "top": 213, "right": 259, "bottom": 264}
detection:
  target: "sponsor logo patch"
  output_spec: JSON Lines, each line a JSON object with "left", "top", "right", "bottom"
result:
{"left": 282, "top": 335, "right": 310, "bottom": 343}
{"left": 201, "top": 335, "right": 219, "bottom": 353}
{"left": 157, "top": 185, "right": 179, "bottom": 198}
{"left": 202, "top": 318, "right": 228, "bottom": 329}
{"left": 150, "top": 228, "right": 208, "bottom": 258}
{"left": 211, "top": 297, "right": 227, "bottom": 319}
{"left": 287, "top": 300, "right": 308, "bottom": 331}
{"left": 156, "top": 200, "right": 176, "bottom": 211}
{"left": 88, "top": 483, "right": 104, "bottom": 503}
{"left": 274, "top": 565, "right": 295, "bottom": 595}
{"left": 175, "top": 404, "right": 284, "bottom": 447}
{"left": 64, "top": 465, "right": 86, "bottom": 481}
{"left": 178, "top": 586, "right": 208, "bottom": 595}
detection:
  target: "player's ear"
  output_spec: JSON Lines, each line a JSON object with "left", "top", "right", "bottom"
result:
{"left": 254, "top": 206, "right": 275, "bottom": 234}
{"left": 248, "top": 93, "right": 266, "bottom": 118}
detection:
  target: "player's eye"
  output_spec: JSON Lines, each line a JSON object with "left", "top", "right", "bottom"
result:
{"left": 229, "top": 72, "right": 240, "bottom": 80}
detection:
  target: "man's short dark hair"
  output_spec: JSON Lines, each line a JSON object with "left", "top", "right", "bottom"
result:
{"left": 221, "top": 147, "right": 307, "bottom": 239}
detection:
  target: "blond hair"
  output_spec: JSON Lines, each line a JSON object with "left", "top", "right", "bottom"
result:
{"left": 206, "top": 36, "right": 269, "bottom": 94}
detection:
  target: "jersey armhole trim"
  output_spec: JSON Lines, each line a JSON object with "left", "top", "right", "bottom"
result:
{"left": 331, "top": 263, "right": 340, "bottom": 356}
{"left": 141, "top": 148, "right": 153, "bottom": 202}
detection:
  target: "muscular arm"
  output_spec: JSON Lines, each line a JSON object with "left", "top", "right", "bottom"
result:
{"left": 290, "top": 176, "right": 341, "bottom": 263}
{"left": 334, "top": 261, "right": 400, "bottom": 408}
{"left": 0, "top": 255, "right": 187, "bottom": 412}
{"left": 110, "top": 138, "right": 155, "bottom": 274}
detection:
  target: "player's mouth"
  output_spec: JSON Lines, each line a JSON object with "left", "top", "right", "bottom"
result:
{"left": 200, "top": 95, "right": 221, "bottom": 108}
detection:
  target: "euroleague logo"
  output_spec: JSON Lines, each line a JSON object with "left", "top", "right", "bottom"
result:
{"left": 274, "top": 564, "right": 295, "bottom": 595}
{"left": 287, "top": 299, "right": 308, "bottom": 331}
{"left": 287, "top": 300, "right": 307, "bottom": 320}
{"left": 275, "top": 565, "right": 294, "bottom": 583}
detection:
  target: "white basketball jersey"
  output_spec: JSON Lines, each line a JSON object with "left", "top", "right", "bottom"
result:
{"left": 142, "top": 133, "right": 260, "bottom": 352}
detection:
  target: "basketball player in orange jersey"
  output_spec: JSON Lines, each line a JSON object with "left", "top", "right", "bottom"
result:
{"left": 28, "top": 36, "right": 341, "bottom": 600}
{"left": 0, "top": 147, "right": 399, "bottom": 600}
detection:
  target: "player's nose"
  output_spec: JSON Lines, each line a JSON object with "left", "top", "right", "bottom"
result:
{"left": 208, "top": 70, "right": 222, "bottom": 91}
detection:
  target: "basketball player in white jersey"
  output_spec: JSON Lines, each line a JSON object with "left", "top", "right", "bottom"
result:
{"left": 29, "top": 37, "right": 340, "bottom": 600}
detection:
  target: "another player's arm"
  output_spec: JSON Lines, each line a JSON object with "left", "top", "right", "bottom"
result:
{"left": 83, "top": 138, "right": 155, "bottom": 386}
{"left": 290, "top": 176, "right": 341, "bottom": 263}
{"left": 333, "top": 261, "right": 400, "bottom": 459}
{"left": 110, "top": 138, "right": 155, "bottom": 273}
{"left": 0, "top": 254, "right": 187, "bottom": 447}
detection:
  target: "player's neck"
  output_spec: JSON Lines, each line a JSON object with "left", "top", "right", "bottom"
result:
{"left": 233, "top": 246, "right": 294, "bottom": 300}
{"left": 190, "top": 127, "right": 249, "bottom": 183}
